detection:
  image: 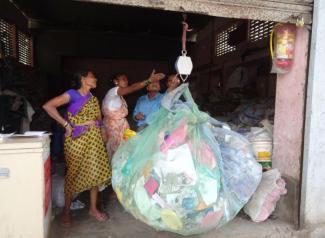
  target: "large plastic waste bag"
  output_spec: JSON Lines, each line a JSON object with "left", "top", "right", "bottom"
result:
{"left": 112, "top": 84, "right": 262, "bottom": 235}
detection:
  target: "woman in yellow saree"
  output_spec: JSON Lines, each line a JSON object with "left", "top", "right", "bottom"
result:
{"left": 43, "top": 70, "right": 111, "bottom": 226}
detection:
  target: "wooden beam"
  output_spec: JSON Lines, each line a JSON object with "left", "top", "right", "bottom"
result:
{"left": 75, "top": 0, "right": 313, "bottom": 24}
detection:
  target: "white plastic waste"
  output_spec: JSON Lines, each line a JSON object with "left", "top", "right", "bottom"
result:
{"left": 70, "top": 200, "right": 85, "bottom": 210}
{"left": 244, "top": 169, "right": 287, "bottom": 222}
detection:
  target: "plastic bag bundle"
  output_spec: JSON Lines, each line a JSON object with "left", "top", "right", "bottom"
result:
{"left": 112, "top": 84, "right": 262, "bottom": 235}
{"left": 244, "top": 169, "right": 287, "bottom": 222}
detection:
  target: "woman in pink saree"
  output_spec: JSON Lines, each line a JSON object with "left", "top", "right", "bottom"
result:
{"left": 102, "top": 70, "right": 165, "bottom": 160}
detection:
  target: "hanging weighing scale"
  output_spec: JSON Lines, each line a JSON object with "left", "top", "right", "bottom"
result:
{"left": 175, "top": 15, "right": 193, "bottom": 83}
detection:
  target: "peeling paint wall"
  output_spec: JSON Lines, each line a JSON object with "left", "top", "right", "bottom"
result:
{"left": 273, "top": 27, "right": 309, "bottom": 184}
{"left": 272, "top": 27, "right": 310, "bottom": 224}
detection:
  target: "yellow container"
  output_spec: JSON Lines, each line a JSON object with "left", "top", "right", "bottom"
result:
{"left": 251, "top": 140, "right": 272, "bottom": 169}
{"left": 123, "top": 129, "right": 137, "bottom": 140}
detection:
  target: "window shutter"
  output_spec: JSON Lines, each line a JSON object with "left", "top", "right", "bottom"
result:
{"left": 215, "top": 24, "right": 238, "bottom": 57}
{"left": 249, "top": 20, "right": 276, "bottom": 42}
{"left": 18, "top": 30, "right": 33, "bottom": 66}
{"left": 0, "top": 18, "right": 17, "bottom": 58}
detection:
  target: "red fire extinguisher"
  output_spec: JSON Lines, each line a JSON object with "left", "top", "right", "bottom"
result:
{"left": 270, "top": 23, "right": 297, "bottom": 74}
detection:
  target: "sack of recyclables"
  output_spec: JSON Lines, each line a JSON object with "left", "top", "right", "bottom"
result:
{"left": 112, "top": 84, "right": 262, "bottom": 235}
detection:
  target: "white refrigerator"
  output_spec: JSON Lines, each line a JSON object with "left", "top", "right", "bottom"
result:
{"left": 0, "top": 136, "right": 51, "bottom": 238}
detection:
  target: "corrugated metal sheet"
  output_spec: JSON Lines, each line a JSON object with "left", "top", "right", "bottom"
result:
{"left": 76, "top": 0, "right": 313, "bottom": 23}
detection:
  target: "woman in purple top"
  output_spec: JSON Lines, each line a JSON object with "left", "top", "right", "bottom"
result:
{"left": 43, "top": 70, "right": 111, "bottom": 226}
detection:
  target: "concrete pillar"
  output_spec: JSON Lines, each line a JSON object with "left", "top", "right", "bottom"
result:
{"left": 300, "top": 0, "right": 325, "bottom": 228}
{"left": 272, "top": 26, "right": 310, "bottom": 224}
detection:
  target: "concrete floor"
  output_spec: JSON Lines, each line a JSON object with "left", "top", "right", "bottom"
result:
{"left": 49, "top": 192, "right": 316, "bottom": 238}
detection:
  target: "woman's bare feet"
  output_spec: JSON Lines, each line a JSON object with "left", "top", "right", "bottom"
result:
{"left": 89, "top": 209, "right": 108, "bottom": 222}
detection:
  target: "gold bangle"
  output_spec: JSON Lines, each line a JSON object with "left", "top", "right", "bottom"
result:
{"left": 63, "top": 121, "right": 69, "bottom": 128}
{"left": 143, "top": 79, "right": 151, "bottom": 86}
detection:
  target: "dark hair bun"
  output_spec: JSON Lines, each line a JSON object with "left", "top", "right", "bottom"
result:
{"left": 72, "top": 70, "right": 89, "bottom": 89}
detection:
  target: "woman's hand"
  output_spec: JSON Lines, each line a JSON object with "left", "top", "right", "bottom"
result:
{"left": 116, "top": 70, "right": 165, "bottom": 96}
{"left": 149, "top": 69, "right": 165, "bottom": 83}
{"left": 134, "top": 112, "right": 145, "bottom": 121}
{"left": 65, "top": 125, "right": 73, "bottom": 137}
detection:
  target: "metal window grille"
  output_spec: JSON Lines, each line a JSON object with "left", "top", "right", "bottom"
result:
{"left": 0, "top": 18, "right": 16, "bottom": 57}
{"left": 215, "top": 24, "right": 237, "bottom": 57}
{"left": 249, "top": 20, "right": 276, "bottom": 42}
{"left": 18, "top": 31, "right": 33, "bottom": 66}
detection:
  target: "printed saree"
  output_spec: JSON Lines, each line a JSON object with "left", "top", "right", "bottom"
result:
{"left": 64, "top": 90, "right": 111, "bottom": 195}
{"left": 102, "top": 96, "right": 130, "bottom": 160}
